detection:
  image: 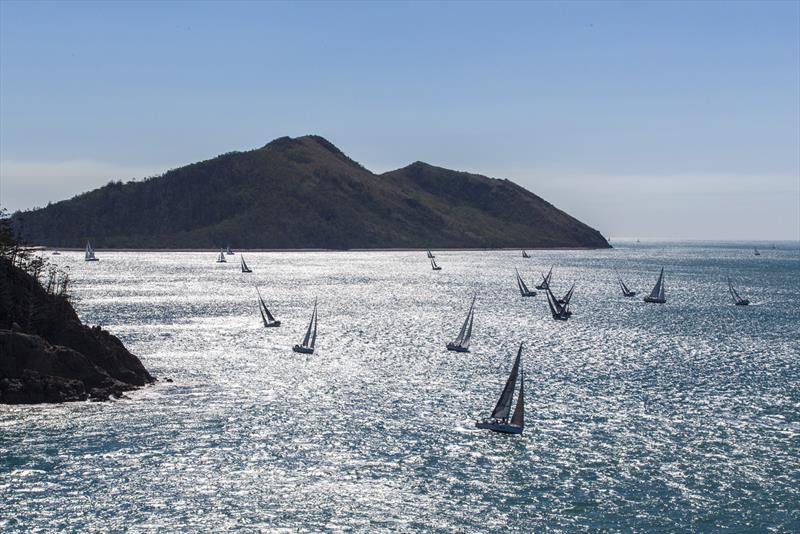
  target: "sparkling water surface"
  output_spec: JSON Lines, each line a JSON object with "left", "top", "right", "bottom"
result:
{"left": 2, "top": 242, "right": 799, "bottom": 531}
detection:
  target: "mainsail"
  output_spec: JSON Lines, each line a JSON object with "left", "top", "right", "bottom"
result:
{"left": 647, "top": 268, "right": 665, "bottom": 301}
{"left": 451, "top": 295, "right": 476, "bottom": 349}
{"left": 515, "top": 268, "right": 533, "bottom": 296}
{"left": 490, "top": 343, "right": 523, "bottom": 420}
{"left": 241, "top": 256, "right": 252, "bottom": 272}
{"left": 256, "top": 287, "right": 278, "bottom": 326}
{"left": 301, "top": 300, "right": 318, "bottom": 348}
{"left": 536, "top": 266, "right": 553, "bottom": 289}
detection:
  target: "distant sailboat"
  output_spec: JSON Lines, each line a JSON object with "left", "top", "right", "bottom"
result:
{"left": 216, "top": 249, "right": 227, "bottom": 263}
{"left": 618, "top": 275, "right": 637, "bottom": 297}
{"left": 292, "top": 299, "right": 318, "bottom": 354}
{"left": 522, "top": 250, "right": 530, "bottom": 258}
{"left": 51, "top": 251, "right": 61, "bottom": 256}
{"left": 545, "top": 287, "right": 570, "bottom": 320}
{"left": 535, "top": 266, "right": 552, "bottom": 290}
{"left": 240, "top": 256, "right": 252, "bottom": 273}
{"left": 256, "top": 287, "right": 281, "bottom": 327}
{"left": 447, "top": 295, "right": 476, "bottom": 352}
{"left": 643, "top": 267, "right": 666, "bottom": 303}
{"left": 754, "top": 248, "right": 760, "bottom": 256}
{"left": 727, "top": 278, "right": 750, "bottom": 306}
{"left": 475, "top": 343, "right": 525, "bottom": 434}
{"left": 84, "top": 241, "right": 99, "bottom": 262}
{"left": 427, "top": 250, "right": 436, "bottom": 259}
{"left": 431, "top": 257, "right": 442, "bottom": 271}
{"left": 515, "top": 268, "right": 537, "bottom": 297}
{"left": 226, "top": 245, "right": 235, "bottom": 255}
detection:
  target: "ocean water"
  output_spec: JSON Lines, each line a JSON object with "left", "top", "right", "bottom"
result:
{"left": 2, "top": 241, "right": 799, "bottom": 532}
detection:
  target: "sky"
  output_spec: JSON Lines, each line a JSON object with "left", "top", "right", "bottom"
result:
{"left": 1, "top": 0, "right": 798, "bottom": 240}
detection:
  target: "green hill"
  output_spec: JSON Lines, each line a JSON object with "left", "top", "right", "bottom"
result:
{"left": 11, "top": 136, "right": 609, "bottom": 249}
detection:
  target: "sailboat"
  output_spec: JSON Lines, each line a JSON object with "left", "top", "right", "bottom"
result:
{"left": 522, "top": 250, "right": 530, "bottom": 258}
{"left": 216, "top": 249, "right": 227, "bottom": 263}
{"left": 475, "top": 343, "right": 525, "bottom": 434}
{"left": 84, "top": 241, "right": 99, "bottom": 262}
{"left": 446, "top": 295, "right": 476, "bottom": 352}
{"left": 754, "top": 248, "right": 760, "bottom": 256}
{"left": 535, "top": 266, "right": 552, "bottom": 290}
{"left": 426, "top": 250, "right": 436, "bottom": 259}
{"left": 545, "top": 288, "right": 570, "bottom": 320}
{"left": 727, "top": 278, "right": 750, "bottom": 306}
{"left": 256, "top": 287, "right": 281, "bottom": 327}
{"left": 226, "top": 245, "right": 235, "bottom": 255}
{"left": 430, "top": 257, "right": 442, "bottom": 271}
{"left": 292, "top": 299, "right": 318, "bottom": 354}
{"left": 515, "top": 268, "right": 537, "bottom": 297}
{"left": 51, "top": 251, "right": 61, "bottom": 256}
{"left": 643, "top": 267, "right": 666, "bottom": 303}
{"left": 240, "top": 256, "right": 252, "bottom": 273}
{"left": 618, "top": 274, "right": 636, "bottom": 297}
{"left": 558, "top": 284, "right": 575, "bottom": 305}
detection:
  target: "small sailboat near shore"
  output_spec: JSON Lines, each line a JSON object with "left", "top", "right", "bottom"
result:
{"left": 256, "top": 288, "right": 281, "bottom": 327}
{"left": 753, "top": 248, "right": 760, "bottom": 256}
{"left": 476, "top": 343, "right": 525, "bottom": 434}
{"left": 618, "top": 275, "right": 636, "bottom": 297}
{"left": 226, "top": 245, "right": 235, "bottom": 255}
{"left": 447, "top": 295, "right": 476, "bottom": 352}
{"left": 536, "top": 266, "right": 552, "bottom": 290}
{"left": 522, "top": 250, "right": 530, "bottom": 258}
{"left": 216, "top": 249, "right": 227, "bottom": 263}
{"left": 240, "top": 256, "right": 252, "bottom": 273}
{"left": 728, "top": 278, "right": 750, "bottom": 306}
{"left": 515, "top": 268, "right": 537, "bottom": 297}
{"left": 643, "top": 267, "right": 666, "bottom": 303}
{"left": 430, "top": 257, "right": 442, "bottom": 271}
{"left": 84, "top": 241, "right": 99, "bottom": 262}
{"left": 293, "top": 299, "right": 318, "bottom": 354}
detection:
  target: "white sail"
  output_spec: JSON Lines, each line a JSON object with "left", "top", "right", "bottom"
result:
{"left": 309, "top": 306, "right": 318, "bottom": 349}
{"left": 509, "top": 368, "right": 524, "bottom": 427}
{"left": 451, "top": 296, "right": 476, "bottom": 347}
{"left": 84, "top": 241, "right": 96, "bottom": 260}
{"left": 648, "top": 268, "right": 664, "bottom": 299}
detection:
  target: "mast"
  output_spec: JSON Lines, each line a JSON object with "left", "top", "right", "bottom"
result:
{"left": 309, "top": 301, "right": 318, "bottom": 348}
{"left": 490, "top": 343, "right": 523, "bottom": 420}
{"left": 510, "top": 368, "right": 524, "bottom": 427}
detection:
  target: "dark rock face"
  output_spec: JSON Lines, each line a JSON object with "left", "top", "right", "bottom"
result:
{"left": 0, "top": 259, "right": 153, "bottom": 404}
{"left": 11, "top": 135, "right": 610, "bottom": 249}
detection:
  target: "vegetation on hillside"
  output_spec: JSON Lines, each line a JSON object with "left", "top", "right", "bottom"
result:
{"left": 11, "top": 136, "right": 610, "bottom": 249}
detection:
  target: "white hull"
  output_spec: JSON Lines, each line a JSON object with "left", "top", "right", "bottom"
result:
{"left": 475, "top": 420, "right": 523, "bottom": 434}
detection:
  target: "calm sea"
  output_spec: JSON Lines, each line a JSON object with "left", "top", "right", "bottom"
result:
{"left": 2, "top": 241, "right": 799, "bottom": 532}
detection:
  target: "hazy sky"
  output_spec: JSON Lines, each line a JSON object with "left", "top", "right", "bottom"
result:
{"left": 1, "top": 1, "right": 798, "bottom": 240}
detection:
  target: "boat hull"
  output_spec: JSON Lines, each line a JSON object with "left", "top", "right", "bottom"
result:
{"left": 519, "top": 291, "right": 536, "bottom": 297}
{"left": 735, "top": 300, "right": 750, "bottom": 306}
{"left": 643, "top": 297, "right": 666, "bottom": 303}
{"left": 84, "top": 258, "right": 99, "bottom": 262}
{"left": 475, "top": 420, "right": 523, "bottom": 434}
{"left": 535, "top": 284, "right": 548, "bottom": 290}
{"left": 264, "top": 321, "right": 281, "bottom": 327}
{"left": 446, "top": 343, "right": 469, "bottom": 352}
{"left": 242, "top": 269, "right": 252, "bottom": 273}
{"left": 432, "top": 267, "right": 442, "bottom": 271}
{"left": 292, "top": 345, "right": 314, "bottom": 354}
{"left": 623, "top": 292, "right": 637, "bottom": 297}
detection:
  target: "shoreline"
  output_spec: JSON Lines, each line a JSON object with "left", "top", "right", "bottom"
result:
{"left": 35, "top": 246, "right": 611, "bottom": 253}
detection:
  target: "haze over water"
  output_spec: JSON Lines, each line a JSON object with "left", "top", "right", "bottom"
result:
{"left": 1, "top": 242, "right": 798, "bottom": 531}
